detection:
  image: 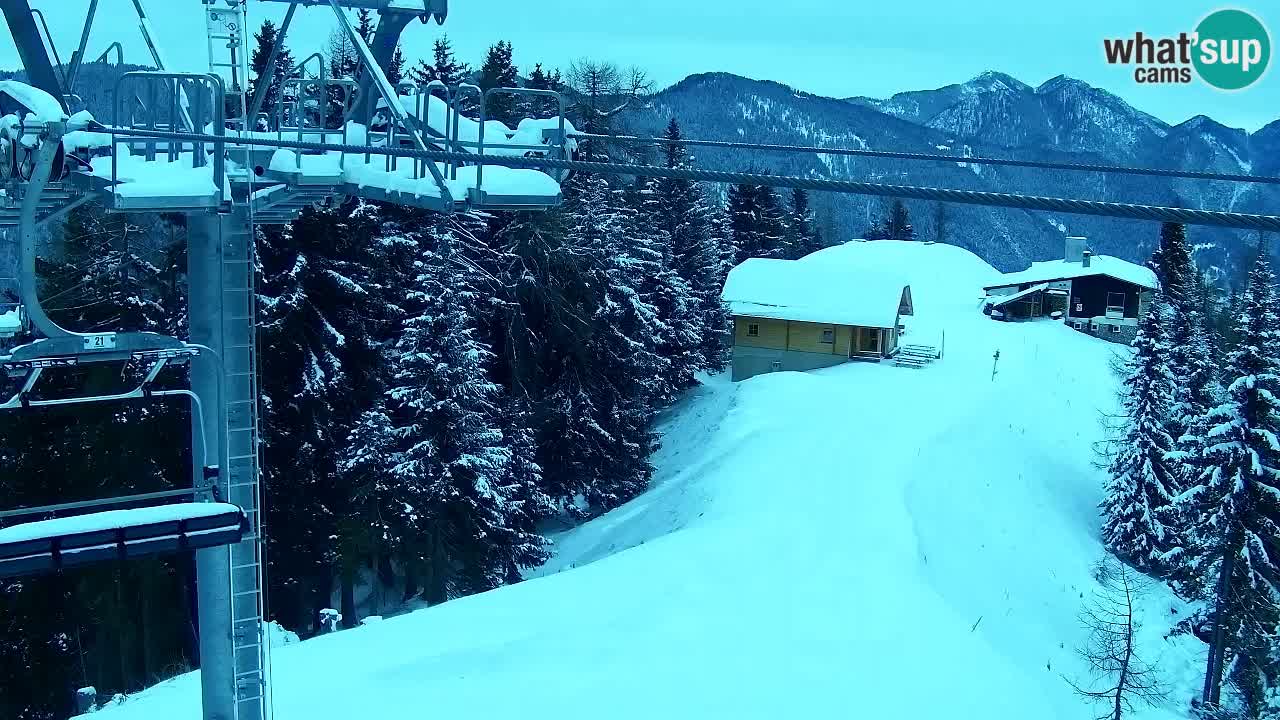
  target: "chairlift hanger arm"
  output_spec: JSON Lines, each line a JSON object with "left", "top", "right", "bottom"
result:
{"left": 246, "top": 2, "right": 298, "bottom": 124}
{"left": 326, "top": 0, "right": 453, "bottom": 199}
{"left": 65, "top": 0, "right": 102, "bottom": 95}
{"left": 17, "top": 126, "right": 76, "bottom": 340}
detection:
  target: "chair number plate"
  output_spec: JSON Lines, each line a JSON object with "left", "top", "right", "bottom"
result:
{"left": 83, "top": 333, "right": 117, "bottom": 350}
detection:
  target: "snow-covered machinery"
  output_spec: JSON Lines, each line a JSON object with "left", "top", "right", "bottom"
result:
{"left": 0, "top": 1, "right": 573, "bottom": 719}
{"left": 240, "top": 0, "right": 574, "bottom": 219}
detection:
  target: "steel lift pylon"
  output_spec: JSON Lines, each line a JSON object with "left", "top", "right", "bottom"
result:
{"left": 0, "top": 1, "right": 570, "bottom": 719}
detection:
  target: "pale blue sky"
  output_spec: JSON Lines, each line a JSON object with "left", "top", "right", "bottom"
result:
{"left": 3, "top": 0, "right": 1277, "bottom": 131}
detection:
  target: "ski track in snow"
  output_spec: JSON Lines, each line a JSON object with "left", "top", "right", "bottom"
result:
{"left": 97, "top": 241, "right": 1205, "bottom": 720}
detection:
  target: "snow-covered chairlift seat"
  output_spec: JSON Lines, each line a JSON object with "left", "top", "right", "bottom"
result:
{"left": 0, "top": 502, "right": 247, "bottom": 578}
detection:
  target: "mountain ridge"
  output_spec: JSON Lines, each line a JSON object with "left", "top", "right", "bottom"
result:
{"left": 630, "top": 70, "right": 1278, "bottom": 278}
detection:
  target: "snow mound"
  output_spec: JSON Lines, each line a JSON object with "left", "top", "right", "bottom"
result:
{"left": 96, "top": 240, "right": 1202, "bottom": 720}
{"left": 802, "top": 239, "right": 1001, "bottom": 311}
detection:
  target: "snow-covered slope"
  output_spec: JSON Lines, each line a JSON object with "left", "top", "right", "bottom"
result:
{"left": 98, "top": 241, "right": 1204, "bottom": 720}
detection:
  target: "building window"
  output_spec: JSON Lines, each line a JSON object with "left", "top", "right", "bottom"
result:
{"left": 747, "top": 323, "right": 760, "bottom": 337}
{"left": 820, "top": 328, "right": 834, "bottom": 344}
{"left": 1110, "top": 325, "right": 1121, "bottom": 334}
{"left": 1106, "top": 292, "right": 1126, "bottom": 318}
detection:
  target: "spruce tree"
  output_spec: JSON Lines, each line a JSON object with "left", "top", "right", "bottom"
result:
{"left": 337, "top": 405, "right": 399, "bottom": 567}
{"left": 256, "top": 202, "right": 393, "bottom": 630}
{"left": 1166, "top": 279, "right": 1222, "bottom": 506}
{"left": 522, "top": 62, "right": 562, "bottom": 117}
{"left": 728, "top": 183, "right": 787, "bottom": 265}
{"left": 1151, "top": 222, "right": 1194, "bottom": 304}
{"left": 786, "top": 188, "right": 824, "bottom": 259}
{"left": 409, "top": 36, "right": 476, "bottom": 116}
{"left": 865, "top": 199, "right": 914, "bottom": 241}
{"left": 655, "top": 118, "right": 730, "bottom": 372}
{"left": 632, "top": 176, "right": 702, "bottom": 401}
{"left": 410, "top": 35, "right": 472, "bottom": 86}
{"left": 1153, "top": 223, "right": 1202, "bottom": 440}
{"left": 249, "top": 20, "right": 295, "bottom": 128}
{"left": 933, "top": 201, "right": 949, "bottom": 244}
{"left": 387, "top": 44, "right": 406, "bottom": 85}
{"left": 494, "top": 398, "right": 554, "bottom": 582}
{"left": 1101, "top": 290, "right": 1181, "bottom": 573}
{"left": 477, "top": 41, "right": 519, "bottom": 126}
{"left": 385, "top": 230, "right": 546, "bottom": 602}
{"left": 355, "top": 8, "right": 375, "bottom": 42}
{"left": 1181, "top": 251, "right": 1280, "bottom": 716}
{"left": 535, "top": 174, "right": 663, "bottom": 512}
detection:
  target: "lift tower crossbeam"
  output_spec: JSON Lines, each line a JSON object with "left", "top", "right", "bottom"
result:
{"left": 0, "top": 0, "right": 65, "bottom": 112}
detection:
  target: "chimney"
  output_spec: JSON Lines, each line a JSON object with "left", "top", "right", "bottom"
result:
{"left": 1082, "top": 250, "right": 1092, "bottom": 268}
{"left": 1064, "top": 236, "right": 1088, "bottom": 263}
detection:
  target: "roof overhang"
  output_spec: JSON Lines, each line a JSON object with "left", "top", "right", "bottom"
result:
{"left": 987, "top": 283, "right": 1050, "bottom": 308}
{"left": 982, "top": 272, "right": 1153, "bottom": 292}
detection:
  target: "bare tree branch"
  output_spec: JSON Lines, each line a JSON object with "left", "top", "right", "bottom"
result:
{"left": 1065, "top": 558, "right": 1168, "bottom": 720}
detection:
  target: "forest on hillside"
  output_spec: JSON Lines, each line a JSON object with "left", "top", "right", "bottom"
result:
{"left": 0, "top": 17, "right": 837, "bottom": 719}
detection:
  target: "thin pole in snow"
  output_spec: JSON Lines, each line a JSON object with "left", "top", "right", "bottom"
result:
{"left": 991, "top": 349, "right": 1000, "bottom": 382}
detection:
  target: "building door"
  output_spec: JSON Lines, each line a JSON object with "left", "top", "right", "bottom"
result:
{"left": 857, "top": 327, "right": 880, "bottom": 354}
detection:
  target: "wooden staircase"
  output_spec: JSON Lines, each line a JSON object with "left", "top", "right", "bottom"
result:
{"left": 894, "top": 343, "right": 941, "bottom": 368}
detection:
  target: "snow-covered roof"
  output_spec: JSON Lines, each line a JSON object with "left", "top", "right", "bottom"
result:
{"left": 720, "top": 257, "right": 909, "bottom": 328}
{"left": 983, "top": 255, "right": 1156, "bottom": 291}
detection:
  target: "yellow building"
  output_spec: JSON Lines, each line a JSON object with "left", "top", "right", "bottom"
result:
{"left": 720, "top": 257, "right": 914, "bottom": 381}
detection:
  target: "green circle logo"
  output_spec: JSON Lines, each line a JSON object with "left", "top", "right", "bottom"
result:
{"left": 1193, "top": 9, "right": 1271, "bottom": 90}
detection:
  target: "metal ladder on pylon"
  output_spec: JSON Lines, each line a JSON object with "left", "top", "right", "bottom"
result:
{"left": 219, "top": 209, "right": 269, "bottom": 720}
{"left": 204, "top": 2, "right": 272, "bottom": 719}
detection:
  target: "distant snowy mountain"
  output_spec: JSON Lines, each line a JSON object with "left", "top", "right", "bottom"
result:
{"left": 851, "top": 72, "right": 1169, "bottom": 158}
{"left": 631, "top": 71, "right": 1279, "bottom": 279}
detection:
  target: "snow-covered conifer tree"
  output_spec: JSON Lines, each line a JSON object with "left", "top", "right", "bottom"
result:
{"left": 1101, "top": 290, "right": 1180, "bottom": 572}
{"left": 654, "top": 118, "right": 731, "bottom": 371}
{"left": 729, "top": 183, "right": 787, "bottom": 264}
{"left": 386, "top": 232, "right": 542, "bottom": 603}
{"left": 1179, "top": 251, "right": 1280, "bottom": 716}
{"left": 785, "top": 188, "right": 824, "bottom": 259}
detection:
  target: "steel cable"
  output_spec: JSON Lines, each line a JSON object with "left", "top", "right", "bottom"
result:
{"left": 92, "top": 123, "right": 1280, "bottom": 232}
